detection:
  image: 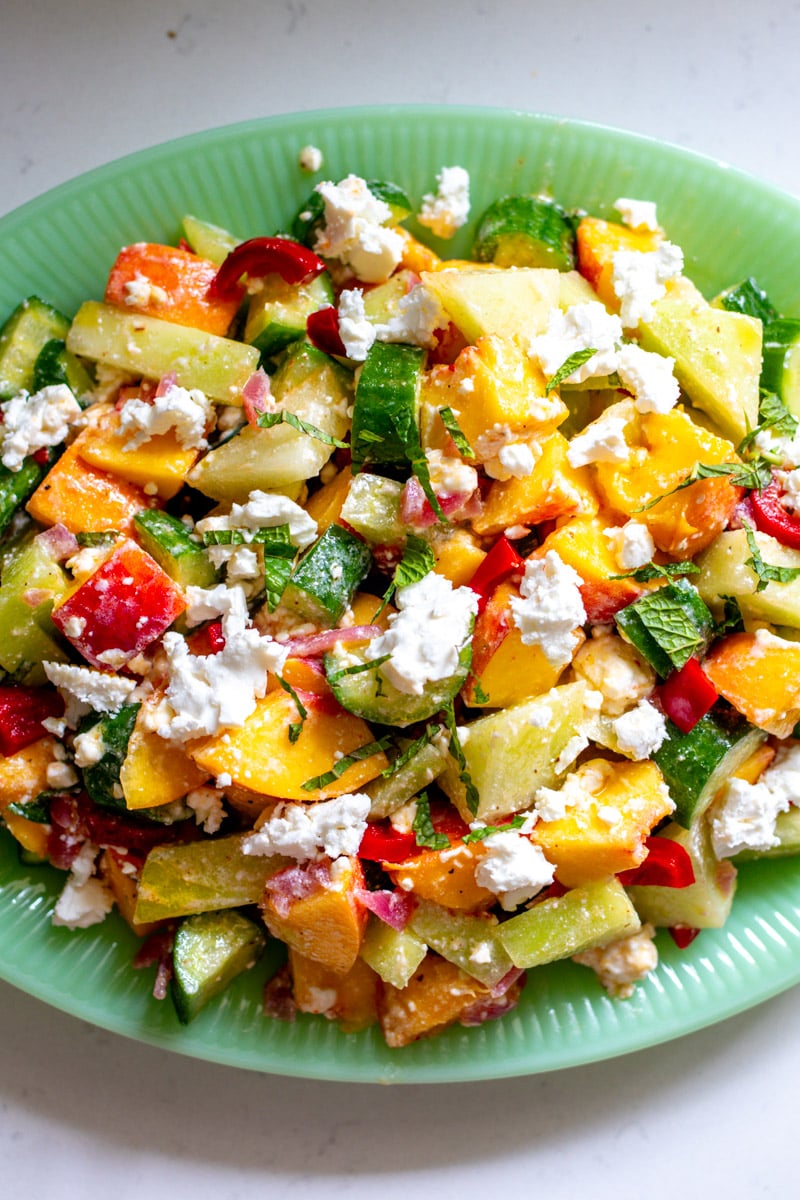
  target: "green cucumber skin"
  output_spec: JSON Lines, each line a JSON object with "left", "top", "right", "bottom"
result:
{"left": 325, "top": 639, "right": 473, "bottom": 728}
{"left": 761, "top": 318, "right": 800, "bottom": 402}
{"left": 282, "top": 523, "right": 371, "bottom": 625}
{"left": 0, "top": 297, "right": 71, "bottom": 400}
{"left": 0, "top": 457, "right": 48, "bottom": 538}
{"left": 32, "top": 338, "right": 94, "bottom": 400}
{"left": 717, "top": 278, "right": 778, "bottom": 324}
{"left": 615, "top": 578, "right": 714, "bottom": 678}
{"left": 472, "top": 195, "right": 576, "bottom": 271}
{"left": 171, "top": 909, "right": 266, "bottom": 1024}
{"left": 80, "top": 705, "right": 141, "bottom": 812}
{"left": 351, "top": 342, "right": 425, "bottom": 469}
{"left": 733, "top": 805, "right": 800, "bottom": 861}
{"left": 244, "top": 274, "right": 333, "bottom": 359}
{"left": 133, "top": 509, "right": 218, "bottom": 589}
{"left": 652, "top": 711, "right": 766, "bottom": 828}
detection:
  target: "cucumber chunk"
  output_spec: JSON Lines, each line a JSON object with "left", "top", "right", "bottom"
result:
{"left": 0, "top": 296, "right": 71, "bottom": 400}
{"left": 421, "top": 265, "right": 560, "bottom": 342}
{"left": 180, "top": 214, "right": 239, "bottom": 265}
{"left": 406, "top": 898, "right": 514, "bottom": 988}
{"left": 244, "top": 272, "right": 333, "bottom": 358}
{"left": 339, "top": 472, "right": 406, "bottom": 547}
{"left": 615, "top": 577, "right": 714, "bottom": 678}
{"left": 0, "top": 457, "right": 49, "bottom": 540}
{"left": 0, "top": 532, "right": 70, "bottom": 676}
{"left": 498, "top": 877, "right": 640, "bottom": 969}
{"left": 133, "top": 509, "right": 218, "bottom": 589}
{"left": 359, "top": 916, "right": 427, "bottom": 989}
{"left": 282, "top": 522, "right": 371, "bottom": 626}
{"left": 733, "top": 805, "right": 800, "bottom": 860}
{"left": 472, "top": 195, "right": 576, "bottom": 271}
{"left": 32, "top": 339, "right": 94, "bottom": 400}
{"left": 325, "top": 640, "right": 472, "bottom": 727}
{"left": 171, "top": 909, "right": 266, "bottom": 1023}
{"left": 365, "top": 739, "right": 448, "bottom": 819}
{"left": 351, "top": 342, "right": 425, "bottom": 469}
{"left": 695, "top": 528, "right": 800, "bottom": 626}
{"left": 628, "top": 818, "right": 737, "bottom": 928}
{"left": 762, "top": 318, "right": 800, "bottom": 417}
{"left": 652, "top": 710, "right": 766, "bottom": 828}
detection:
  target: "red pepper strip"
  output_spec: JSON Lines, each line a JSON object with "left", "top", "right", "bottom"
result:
{"left": 669, "top": 926, "right": 701, "bottom": 950}
{"left": 306, "top": 305, "right": 347, "bottom": 357}
{"left": 358, "top": 821, "right": 417, "bottom": 863}
{"left": 187, "top": 620, "right": 226, "bottom": 657}
{"left": 750, "top": 474, "right": 800, "bottom": 550}
{"left": 618, "top": 835, "right": 696, "bottom": 888}
{"left": 659, "top": 657, "right": 718, "bottom": 734}
{"left": 210, "top": 237, "right": 326, "bottom": 302}
{"left": 0, "top": 685, "right": 64, "bottom": 756}
{"left": 468, "top": 536, "right": 525, "bottom": 613}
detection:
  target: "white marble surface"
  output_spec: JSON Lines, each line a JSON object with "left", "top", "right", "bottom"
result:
{"left": 2, "top": 1, "right": 799, "bottom": 1195}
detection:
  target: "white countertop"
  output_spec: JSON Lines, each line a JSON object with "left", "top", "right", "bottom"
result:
{"left": 2, "top": 2, "right": 798, "bottom": 1195}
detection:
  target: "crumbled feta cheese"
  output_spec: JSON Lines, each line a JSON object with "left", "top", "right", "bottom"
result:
{"left": 43, "top": 662, "right": 138, "bottom": 726}
{"left": 425, "top": 448, "right": 478, "bottom": 497}
{"left": 46, "top": 760, "right": 79, "bottom": 789}
{"left": 243, "top": 792, "right": 371, "bottom": 862}
{"left": 613, "top": 197, "right": 660, "bottom": 232}
{"left": 474, "top": 830, "right": 555, "bottom": 910}
{"left": 616, "top": 343, "right": 680, "bottom": 414}
{"left": 535, "top": 762, "right": 609, "bottom": 823}
{"left": 195, "top": 489, "right": 317, "bottom": 550}
{"left": 52, "top": 843, "right": 114, "bottom": 931}
{"left": 710, "top": 743, "right": 800, "bottom": 857}
{"left": 573, "top": 923, "right": 658, "bottom": 998}
{"left": 603, "top": 520, "right": 655, "bottom": 571}
{"left": 298, "top": 144, "right": 323, "bottom": 172}
{"left": 612, "top": 699, "right": 668, "bottom": 760}
{"left": 528, "top": 302, "right": 623, "bottom": 383}
{"left": 496, "top": 441, "right": 538, "bottom": 479}
{"left": 376, "top": 285, "right": 447, "bottom": 350}
{"left": 72, "top": 723, "right": 107, "bottom": 768}
{"left": 336, "top": 288, "right": 377, "bottom": 361}
{"left": 117, "top": 382, "right": 212, "bottom": 451}
{"left": 754, "top": 428, "right": 800, "bottom": 469}
{"left": 417, "top": 166, "right": 471, "bottom": 239}
{"left": 572, "top": 630, "right": 656, "bottom": 716}
{"left": 206, "top": 544, "right": 262, "bottom": 583}
{"left": 186, "top": 786, "right": 227, "bottom": 834}
{"left": 62, "top": 615, "right": 87, "bottom": 640}
{"left": 509, "top": 551, "right": 586, "bottom": 669}
{"left": 123, "top": 274, "right": 168, "bottom": 307}
{"left": 777, "top": 467, "right": 800, "bottom": 513}
{"left": 365, "top": 572, "right": 478, "bottom": 696}
{"left": 611, "top": 241, "right": 684, "bottom": 329}
{"left": 0, "top": 384, "right": 82, "bottom": 471}
{"left": 566, "top": 412, "right": 630, "bottom": 468}
{"left": 313, "top": 175, "right": 403, "bottom": 283}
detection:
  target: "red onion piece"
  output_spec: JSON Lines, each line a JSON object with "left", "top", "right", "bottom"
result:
{"left": 459, "top": 975, "right": 525, "bottom": 1027}
{"left": 263, "top": 964, "right": 297, "bottom": 1021}
{"left": 22, "top": 588, "right": 53, "bottom": 608}
{"left": 154, "top": 371, "right": 178, "bottom": 399}
{"left": 242, "top": 368, "right": 272, "bottom": 426}
{"left": 355, "top": 887, "right": 416, "bottom": 931}
{"left": 283, "top": 625, "right": 382, "bottom": 658}
{"left": 264, "top": 859, "right": 332, "bottom": 917}
{"left": 34, "top": 523, "right": 79, "bottom": 562}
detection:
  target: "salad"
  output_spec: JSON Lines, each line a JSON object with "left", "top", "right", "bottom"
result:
{"left": 1, "top": 151, "right": 799, "bottom": 1051}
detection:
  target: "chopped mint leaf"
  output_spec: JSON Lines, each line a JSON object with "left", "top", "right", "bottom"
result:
{"left": 743, "top": 518, "right": 800, "bottom": 592}
{"left": 439, "top": 406, "right": 476, "bottom": 459}
{"left": 277, "top": 675, "right": 308, "bottom": 744}
{"left": 301, "top": 736, "right": 392, "bottom": 792}
{"left": 202, "top": 524, "right": 295, "bottom": 555}
{"left": 262, "top": 556, "right": 293, "bottom": 612}
{"left": 373, "top": 534, "right": 435, "bottom": 619}
{"left": 638, "top": 459, "right": 772, "bottom": 511}
{"left": 357, "top": 429, "right": 386, "bottom": 445}
{"left": 715, "top": 594, "right": 745, "bottom": 636}
{"left": 257, "top": 408, "right": 348, "bottom": 449}
{"left": 7, "top": 789, "right": 70, "bottom": 823}
{"left": 718, "top": 278, "right": 778, "bottom": 324}
{"left": 326, "top": 653, "right": 391, "bottom": 684}
{"left": 380, "top": 724, "right": 439, "bottom": 778}
{"left": 469, "top": 676, "right": 490, "bottom": 705}
{"left": 412, "top": 792, "right": 451, "bottom": 851}
{"left": 739, "top": 391, "right": 799, "bottom": 456}
{"left": 611, "top": 560, "right": 699, "bottom": 583}
{"left": 442, "top": 702, "right": 480, "bottom": 816}
{"left": 615, "top": 578, "right": 714, "bottom": 676}
{"left": 544, "top": 347, "right": 598, "bottom": 393}
{"left": 463, "top": 815, "right": 526, "bottom": 844}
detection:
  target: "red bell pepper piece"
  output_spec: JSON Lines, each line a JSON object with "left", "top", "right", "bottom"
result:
{"left": 468, "top": 536, "right": 524, "bottom": 613}
{"left": 358, "top": 821, "right": 417, "bottom": 863}
{"left": 750, "top": 473, "right": 800, "bottom": 550}
{"left": 618, "top": 835, "right": 696, "bottom": 888}
{"left": 52, "top": 539, "right": 186, "bottom": 668}
{"left": 210, "top": 237, "right": 327, "bottom": 302}
{"left": 0, "top": 685, "right": 64, "bottom": 756}
{"left": 659, "top": 657, "right": 718, "bottom": 734}
{"left": 669, "top": 925, "right": 701, "bottom": 949}
{"left": 187, "top": 620, "right": 226, "bottom": 657}
{"left": 306, "top": 305, "right": 347, "bottom": 357}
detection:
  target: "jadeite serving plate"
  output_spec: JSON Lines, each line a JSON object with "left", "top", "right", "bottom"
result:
{"left": 1, "top": 106, "right": 800, "bottom": 1084}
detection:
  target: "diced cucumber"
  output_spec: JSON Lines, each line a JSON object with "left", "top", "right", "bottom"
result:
{"left": 0, "top": 532, "right": 69, "bottom": 675}
{"left": 32, "top": 339, "right": 94, "bottom": 400}
{"left": 421, "top": 265, "right": 560, "bottom": 343}
{"left": 615, "top": 578, "right": 714, "bottom": 678}
{"left": 695, "top": 528, "right": 800, "bottom": 626}
{"left": 438, "top": 682, "right": 591, "bottom": 823}
{"left": 339, "top": 472, "right": 406, "bottom": 547}
{"left": 80, "top": 705, "right": 141, "bottom": 811}
{"left": 66, "top": 301, "right": 259, "bottom": 403}
{"left": 406, "top": 898, "right": 514, "bottom": 988}
{"left": 292, "top": 179, "right": 411, "bottom": 247}
{"left": 244, "top": 272, "right": 333, "bottom": 358}
{"left": 359, "top": 916, "right": 427, "bottom": 989}
{"left": 365, "top": 739, "right": 448, "bottom": 819}
{"left": 627, "top": 818, "right": 737, "bottom": 928}
{"left": 712, "top": 277, "right": 778, "bottom": 324}
{"left": 133, "top": 509, "right": 218, "bottom": 589}
{"left": 0, "top": 296, "right": 71, "bottom": 400}
{"left": 325, "top": 640, "right": 472, "bottom": 728}
{"left": 361, "top": 271, "right": 413, "bottom": 324}
{"left": 281, "top": 523, "right": 371, "bottom": 626}
{"left": 472, "top": 195, "right": 576, "bottom": 271}
{"left": 733, "top": 805, "right": 800, "bottom": 860}
{"left": 351, "top": 342, "right": 425, "bottom": 469}
{"left": 181, "top": 214, "right": 239, "bottom": 265}
{"left": 188, "top": 341, "right": 351, "bottom": 500}
{"left": 134, "top": 833, "right": 285, "bottom": 924}
{"left": 171, "top": 909, "right": 266, "bottom": 1023}
{"left": 762, "top": 319, "right": 800, "bottom": 417}
{"left": 497, "top": 877, "right": 641, "bottom": 969}
{"left": 652, "top": 710, "right": 766, "bottom": 828}
{"left": 0, "top": 457, "right": 49, "bottom": 539}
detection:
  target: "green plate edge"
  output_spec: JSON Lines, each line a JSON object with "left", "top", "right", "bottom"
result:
{"left": 1, "top": 105, "right": 799, "bottom": 1084}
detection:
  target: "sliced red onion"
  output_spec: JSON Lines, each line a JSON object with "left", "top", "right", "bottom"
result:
{"left": 400, "top": 476, "right": 477, "bottom": 529}
{"left": 22, "top": 588, "right": 53, "bottom": 608}
{"left": 154, "top": 370, "right": 178, "bottom": 399}
{"left": 459, "top": 976, "right": 525, "bottom": 1027}
{"left": 34, "top": 523, "right": 79, "bottom": 562}
{"left": 264, "top": 859, "right": 332, "bottom": 917}
{"left": 263, "top": 964, "right": 297, "bottom": 1021}
{"left": 242, "top": 367, "right": 272, "bottom": 426}
{"left": 284, "top": 625, "right": 382, "bottom": 658}
{"left": 355, "top": 887, "right": 416, "bottom": 931}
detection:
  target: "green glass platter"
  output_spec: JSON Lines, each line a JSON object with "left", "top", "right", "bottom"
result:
{"left": 1, "top": 106, "right": 799, "bottom": 1083}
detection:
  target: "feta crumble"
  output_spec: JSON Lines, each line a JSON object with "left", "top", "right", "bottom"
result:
{"left": 566, "top": 411, "right": 630, "bottom": 468}
{"left": 473, "top": 830, "right": 555, "bottom": 910}
{"left": 603, "top": 520, "right": 655, "bottom": 571}
{"left": 313, "top": 174, "right": 404, "bottom": 283}
{"left": 573, "top": 923, "right": 658, "bottom": 998}
{"left": 710, "top": 743, "right": 800, "bottom": 858}
{"left": 375, "top": 285, "right": 446, "bottom": 349}
{"left": 612, "top": 699, "right": 668, "bottom": 760}
{"left": 613, "top": 197, "right": 660, "bottom": 232}
{"left": 496, "top": 441, "right": 538, "bottom": 480}
{"left": 417, "top": 165, "right": 471, "bottom": 240}
{"left": 616, "top": 342, "right": 680, "bottom": 414}
{"left": 365, "top": 571, "right": 478, "bottom": 696}
{"left": 572, "top": 629, "right": 656, "bottom": 716}
{"left": 509, "top": 551, "right": 587, "bottom": 668}
{"left": 0, "top": 384, "right": 82, "bottom": 472}
{"left": 425, "top": 448, "right": 478, "bottom": 498}
{"left": 336, "top": 287, "right": 377, "bottom": 361}
{"left": 117, "top": 381, "right": 212, "bottom": 451}
{"left": 195, "top": 489, "right": 318, "bottom": 550}
{"left": 243, "top": 792, "right": 371, "bottom": 862}
{"left": 43, "top": 661, "right": 138, "bottom": 726}
{"left": 52, "top": 843, "right": 115, "bottom": 931}
{"left": 528, "top": 302, "right": 623, "bottom": 383}
{"left": 186, "top": 786, "right": 227, "bottom": 834}
{"left": 123, "top": 274, "right": 169, "bottom": 307}
{"left": 611, "top": 241, "right": 684, "bottom": 329}
{"left": 298, "top": 144, "right": 323, "bottom": 172}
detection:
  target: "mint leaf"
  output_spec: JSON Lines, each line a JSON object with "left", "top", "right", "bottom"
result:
{"left": 326, "top": 653, "right": 391, "bottom": 684}
{"left": 412, "top": 792, "right": 451, "bottom": 851}
{"left": 615, "top": 579, "right": 714, "bottom": 676}
{"left": 277, "top": 675, "right": 308, "bottom": 744}
{"left": 257, "top": 409, "right": 348, "bottom": 449}
{"left": 439, "top": 406, "right": 476, "bottom": 459}
{"left": 373, "top": 533, "right": 435, "bottom": 618}
{"left": 611, "top": 560, "right": 699, "bottom": 583}
{"left": 544, "top": 347, "right": 598, "bottom": 393}
{"left": 743, "top": 518, "right": 800, "bottom": 592}
{"left": 463, "top": 815, "right": 526, "bottom": 844}
{"left": 442, "top": 702, "right": 480, "bottom": 817}
{"left": 301, "top": 737, "right": 392, "bottom": 791}
{"left": 202, "top": 524, "right": 296, "bottom": 555}
{"left": 637, "top": 459, "right": 772, "bottom": 511}
{"left": 739, "top": 391, "right": 798, "bottom": 456}
{"left": 469, "top": 676, "right": 490, "bottom": 704}
{"left": 262, "top": 556, "right": 293, "bottom": 612}
{"left": 715, "top": 594, "right": 745, "bottom": 636}
{"left": 380, "top": 725, "right": 438, "bottom": 778}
